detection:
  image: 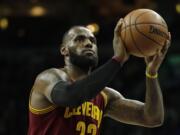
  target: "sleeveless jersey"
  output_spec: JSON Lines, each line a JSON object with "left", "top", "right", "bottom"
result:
{"left": 28, "top": 92, "right": 107, "bottom": 135}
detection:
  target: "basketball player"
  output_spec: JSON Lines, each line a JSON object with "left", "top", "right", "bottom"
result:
{"left": 28, "top": 19, "right": 171, "bottom": 135}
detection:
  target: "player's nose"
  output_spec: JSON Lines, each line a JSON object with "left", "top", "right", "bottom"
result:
{"left": 84, "top": 43, "right": 93, "bottom": 48}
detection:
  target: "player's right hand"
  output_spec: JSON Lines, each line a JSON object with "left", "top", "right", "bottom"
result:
{"left": 113, "top": 18, "right": 129, "bottom": 64}
{"left": 145, "top": 32, "right": 171, "bottom": 75}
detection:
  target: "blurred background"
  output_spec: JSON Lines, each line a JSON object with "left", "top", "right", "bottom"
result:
{"left": 0, "top": 0, "right": 180, "bottom": 135}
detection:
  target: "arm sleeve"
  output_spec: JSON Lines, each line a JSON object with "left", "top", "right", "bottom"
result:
{"left": 51, "top": 58, "right": 121, "bottom": 107}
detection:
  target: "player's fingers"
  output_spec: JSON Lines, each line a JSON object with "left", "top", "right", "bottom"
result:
{"left": 150, "top": 49, "right": 162, "bottom": 64}
{"left": 168, "top": 32, "right": 171, "bottom": 41}
{"left": 117, "top": 18, "right": 124, "bottom": 27}
{"left": 154, "top": 49, "right": 160, "bottom": 59}
{"left": 166, "top": 39, "right": 171, "bottom": 47}
{"left": 152, "top": 54, "right": 158, "bottom": 63}
{"left": 165, "top": 40, "right": 171, "bottom": 49}
{"left": 145, "top": 55, "right": 153, "bottom": 63}
{"left": 144, "top": 57, "right": 148, "bottom": 64}
{"left": 114, "top": 18, "right": 123, "bottom": 33}
{"left": 151, "top": 51, "right": 163, "bottom": 67}
{"left": 164, "top": 44, "right": 169, "bottom": 53}
{"left": 161, "top": 41, "right": 170, "bottom": 56}
{"left": 164, "top": 32, "right": 171, "bottom": 47}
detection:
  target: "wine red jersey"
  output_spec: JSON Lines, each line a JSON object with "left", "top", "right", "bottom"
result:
{"left": 28, "top": 92, "right": 107, "bottom": 135}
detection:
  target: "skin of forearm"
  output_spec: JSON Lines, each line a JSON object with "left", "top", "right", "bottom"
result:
{"left": 144, "top": 77, "right": 164, "bottom": 122}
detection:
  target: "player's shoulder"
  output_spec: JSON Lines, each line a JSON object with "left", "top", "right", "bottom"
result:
{"left": 35, "top": 68, "right": 67, "bottom": 82}
{"left": 32, "top": 68, "right": 68, "bottom": 93}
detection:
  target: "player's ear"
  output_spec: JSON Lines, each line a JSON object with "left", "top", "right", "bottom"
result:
{"left": 60, "top": 46, "right": 69, "bottom": 56}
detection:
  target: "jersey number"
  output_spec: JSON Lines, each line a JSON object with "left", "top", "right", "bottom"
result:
{"left": 76, "top": 121, "right": 97, "bottom": 135}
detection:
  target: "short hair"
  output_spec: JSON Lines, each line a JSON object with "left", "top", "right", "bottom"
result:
{"left": 60, "top": 25, "right": 93, "bottom": 48}
{"left": 60, "top": 26, "right": 86, "bottom": 48}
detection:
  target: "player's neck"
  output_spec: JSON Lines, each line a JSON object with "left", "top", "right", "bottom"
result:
{"left": 65, "top": 64, "right": 91, "bottom": 81}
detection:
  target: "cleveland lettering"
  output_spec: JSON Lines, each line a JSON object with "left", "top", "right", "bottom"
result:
{"left": 64, "top": 101, "right": 103, "bottom": 128}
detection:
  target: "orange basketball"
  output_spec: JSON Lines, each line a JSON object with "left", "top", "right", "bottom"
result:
{"left": 120, "top": 9, "right": 169, "bottom": 57}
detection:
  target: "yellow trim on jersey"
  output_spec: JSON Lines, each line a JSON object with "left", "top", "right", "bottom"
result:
{"left": 29, "top": 103, "right": 57, "bottom": 115}
{"left": 100, "top": 91, "right": 108, "bottom": 107}
{"left": 28, "top": 87, "right": 57, "bottom": 115}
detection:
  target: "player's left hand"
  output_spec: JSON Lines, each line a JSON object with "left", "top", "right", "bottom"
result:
{"left": 113, "top": 18, "right": 129, "bottom": 64}
{"left": 145, "top": 32, "right": 171, "bottom": 75}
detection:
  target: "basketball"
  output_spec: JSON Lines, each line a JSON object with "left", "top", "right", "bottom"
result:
{"left": 120, "top": 9, "right": 169, "bottom": 57}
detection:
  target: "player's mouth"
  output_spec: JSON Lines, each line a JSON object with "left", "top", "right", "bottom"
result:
{"left": 82, "top": 49, "right": 95, "bottom": 55}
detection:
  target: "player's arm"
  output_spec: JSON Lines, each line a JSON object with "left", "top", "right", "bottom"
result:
{"left": 104, "top": 36, "right": 171, "bottom": 127}
{"left": 103, "top": 81, "right": 163, "bottom": 128}
{"left": 103, "top": 87, "right": 150, "bottom": 126}
{"left": 104, "top": 72, "right": 164, "bottom": 127}
{"left": 33, "top": 59, "right": 124, "bottom": 108}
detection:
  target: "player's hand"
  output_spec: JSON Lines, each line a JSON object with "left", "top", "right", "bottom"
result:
{"left": 145, "top": 32, "right": 171, "bottom": 75}
{"left": 113, "top": 18, "right": 129, "bottom": 64}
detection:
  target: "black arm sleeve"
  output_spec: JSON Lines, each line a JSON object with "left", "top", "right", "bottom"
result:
{"left": 51, "top": 58, "right": 121, "bottom": 107}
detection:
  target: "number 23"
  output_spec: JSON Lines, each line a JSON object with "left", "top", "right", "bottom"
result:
{"left": 76, "top": 121, "right": 97, "bottom": 135}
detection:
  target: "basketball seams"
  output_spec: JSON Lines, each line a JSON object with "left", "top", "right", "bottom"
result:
{"left": 135, "top": 19, "right": 164, "bottom": 47}
{"left": 121, "top": 23, "right": 167, "bottom": 32}
{"left": 121, "top": 11, "right": 167, "bottom": 31}
{"left": 135, "top": 10, "right": 167, "bottom": 29}
{"left": 135, "top": 10, "right": 150, "bottom": 20}
{"left": 129, "top": 11, "right": 146, "bottom": 57}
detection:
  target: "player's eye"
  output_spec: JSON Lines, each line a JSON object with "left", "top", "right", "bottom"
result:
{"left": 74, "top": 35, "right": 86, "bottom": 42}
{"left": 89, "top": 37, "right": 97, "bottom": 44}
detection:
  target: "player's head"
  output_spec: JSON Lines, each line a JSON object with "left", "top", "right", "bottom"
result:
{"left": 60, "top": 26, "right": 98, "bottom": 70}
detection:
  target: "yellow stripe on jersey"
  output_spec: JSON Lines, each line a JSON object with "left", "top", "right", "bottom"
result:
{"left": 100, "top": 91, "right": 108, "bottom": 107}
{"left": 29, "top": 103, "right": 57, "bottom": 115}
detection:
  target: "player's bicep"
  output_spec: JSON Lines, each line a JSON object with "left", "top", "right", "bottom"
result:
{"left": 103, "top": 88, "right": 146, "bottom": 126}
{"left": 106, "top": 98, "right": 145, "bottom": 124}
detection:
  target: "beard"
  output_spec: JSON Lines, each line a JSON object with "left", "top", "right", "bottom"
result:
{"left": 69, "top": 49, "right": 98, "bottom": 71}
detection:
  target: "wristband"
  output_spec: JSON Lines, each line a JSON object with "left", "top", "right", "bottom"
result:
{"left": 146, "top": 71, "right": 158, "bottom": 79}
